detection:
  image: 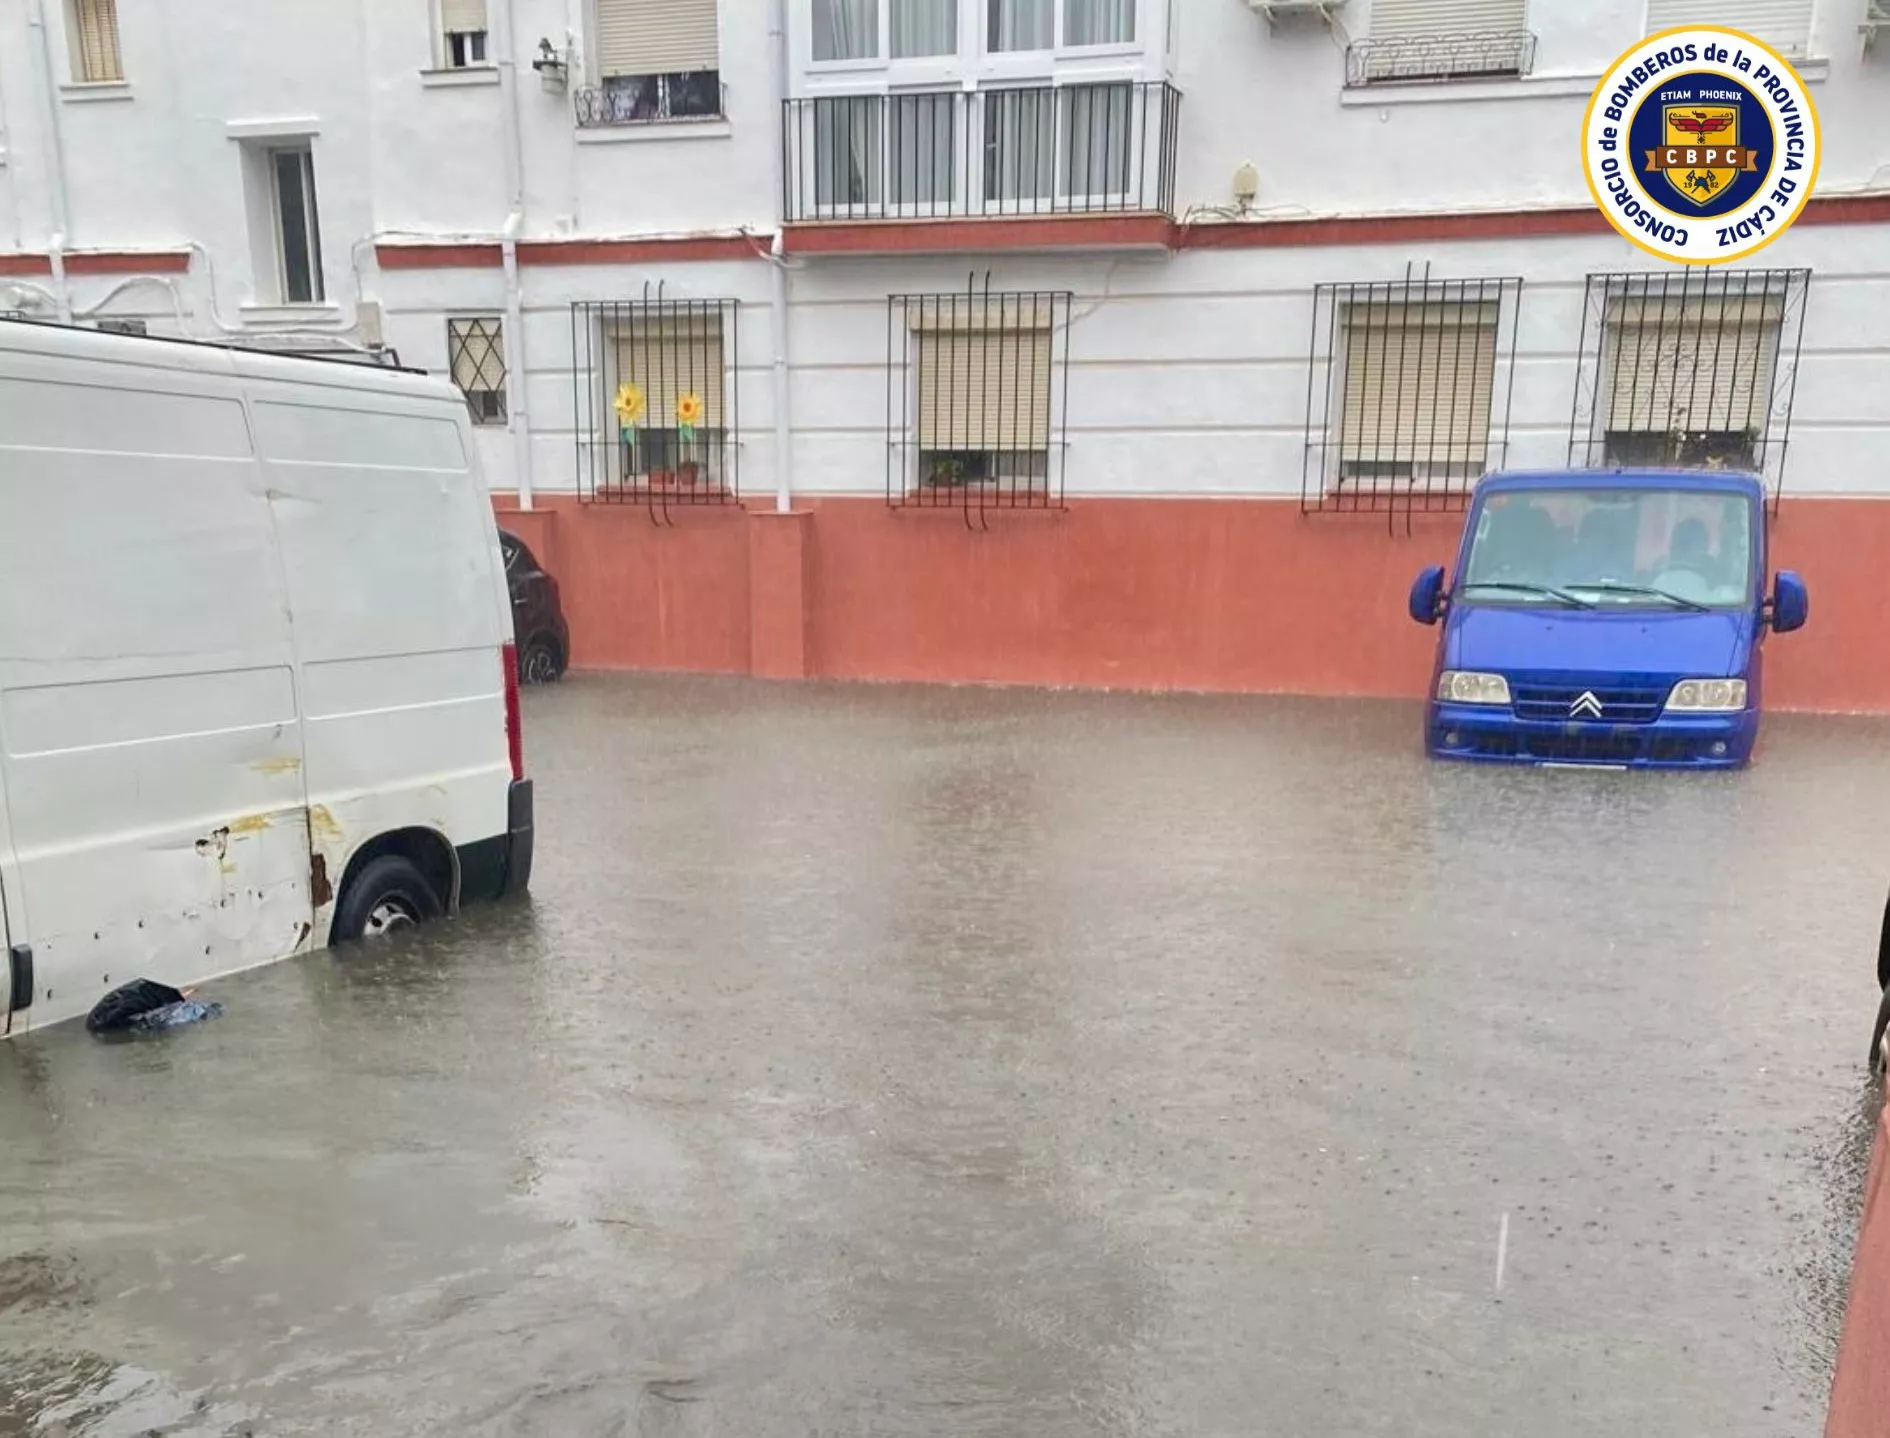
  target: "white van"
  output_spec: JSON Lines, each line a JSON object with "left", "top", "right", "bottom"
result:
{"left": 0, "top": 320, "right": 532, "bottom": 1038}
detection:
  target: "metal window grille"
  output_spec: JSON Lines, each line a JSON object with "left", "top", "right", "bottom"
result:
{"left": 886, "top": 274, "right": 1072, "bottom": 524}
{"left": 1303, "top": 266, "right": 1522, "bottom": 531}
{"left": 575, "top": 71, "right": 723, "bottom": 126}
{"left": 1567, "top": 267, "right": 1810, "bottom": 507}
{"left": 572, "top": 290, "right": 740, "bottom": 521}
{"left": 447, "top": 317, "right": 507, "bottom": 425}
{"left": 1345, "top": 32, "right": 1536, "bottom": 85}
{"left": 783, "top": 82, "right": 1180, "bottom": 222}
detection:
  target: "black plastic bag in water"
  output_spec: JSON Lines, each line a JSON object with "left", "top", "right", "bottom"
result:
{"left": 86, "top": 980, "right": 222, "bottom": 1035}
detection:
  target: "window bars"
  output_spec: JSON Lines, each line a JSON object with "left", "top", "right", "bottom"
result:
{"left": 886, "top": 274, "right": 1072, "bottom": 526}
{"left": 447, "top": 317, "right": 507, "bottom": 425}
{"left": 783, "top": 82, "right": 1180, "bottom": 222}
{"left": 1303, "top": 266, "right": 1522, "bottom": 532}
{"left": 1567, "top": 267, "right": 1810, "bottom": 508}
{"left": 1345, "top": 31, "right": 1537, "bottom": 85}
{"left": 572, "top": 290, "right": 740, "bottom": 521}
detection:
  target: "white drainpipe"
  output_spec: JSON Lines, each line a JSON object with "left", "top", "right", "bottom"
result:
{"left": 27, "top": 0, "right": 73, "bottom": 322}
{"left": 497, "top": 0, "right": 532, "bottom": 509}
{"left": 767, "top": 0, "right": 793, "bottom": 512}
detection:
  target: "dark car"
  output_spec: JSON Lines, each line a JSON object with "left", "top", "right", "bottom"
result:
{"left": 500, "top": 530, "right": 570, "bottom": 685}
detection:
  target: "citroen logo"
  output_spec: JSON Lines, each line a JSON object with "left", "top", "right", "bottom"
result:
{"left": 1570, "top": 691, "right": 1605, "bottom": 719}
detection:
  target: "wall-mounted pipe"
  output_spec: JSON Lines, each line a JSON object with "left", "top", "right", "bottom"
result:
{"left": 26, "top": 0, "right": 72, "bottom": 322}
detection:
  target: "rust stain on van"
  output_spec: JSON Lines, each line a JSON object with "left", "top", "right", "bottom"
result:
{"left": 309, "top": 853, "right": 333, "bottom": 908}
{"left": 227, "top": 814, "right": 274, "bottom": 836}
{"left": 309, "top": 806, "right": 344, "bottom": 844}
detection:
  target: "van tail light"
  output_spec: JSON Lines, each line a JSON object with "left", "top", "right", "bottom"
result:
{"left": 501, "top": 642, "right": 524, "bottom": 781}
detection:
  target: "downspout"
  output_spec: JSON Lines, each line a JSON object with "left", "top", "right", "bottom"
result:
{"left": 496, "top": 0, "right": 532, "bottom": 509}
{"left": 767, "top": 0, "right": 793, "bottom": 513}
{"left": 26, "top": 0, "right": 72, "bottom": 322}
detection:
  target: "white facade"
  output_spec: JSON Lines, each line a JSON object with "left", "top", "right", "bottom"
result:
{"left": 2, "top": 0, "right": 1889, "bottom": 502}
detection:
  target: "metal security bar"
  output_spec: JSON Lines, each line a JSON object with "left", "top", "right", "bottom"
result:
{"left": 571, "top": 290, "right": 740, "bottom": 522}
{"left": 1345, "top": 31, "right": 1536, "bottom": 85}
{"left": 1567, "top": 267, "right": 1810, "bottom": 507}
{"left": 886, "top": 274, "right": 1072, "bottom": 526}
{"left": 1302, "top": 265, "right": 1523, "bottom": 532}
{"left": 783, "top": 82, "right": 1180, "bottom": 223}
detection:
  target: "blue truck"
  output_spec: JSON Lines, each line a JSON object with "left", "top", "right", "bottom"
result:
{"left": 1408, "top": 469, "right": 1808, "bottom": 769}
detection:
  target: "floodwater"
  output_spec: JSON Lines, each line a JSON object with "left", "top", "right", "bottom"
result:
{"left": 2, "top": 676, "right": 1886, "bottom": 1437}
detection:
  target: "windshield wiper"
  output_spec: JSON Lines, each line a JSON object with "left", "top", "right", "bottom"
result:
{"left": 1572, "top": 582, "right": 1710, "bottom": 613}
{"left": 1458, "top": 581, "right": 1595, "bottom": 610}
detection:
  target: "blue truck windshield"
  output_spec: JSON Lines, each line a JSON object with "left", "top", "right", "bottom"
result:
{"left": 1460, "top": 488, "right": 1754, "bottom": 610}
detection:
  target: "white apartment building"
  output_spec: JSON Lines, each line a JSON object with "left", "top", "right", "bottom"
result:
{"left": 3, "top": 0, "right": 1888, "bottom": 706}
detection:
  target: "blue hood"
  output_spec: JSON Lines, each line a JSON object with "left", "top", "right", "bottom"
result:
{"left": 1445, "top": 605, "right": 1752, "bottom": 677}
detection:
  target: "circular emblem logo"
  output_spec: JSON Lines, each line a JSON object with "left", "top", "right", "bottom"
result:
{"left": 1582, "top": 26, "right": 1820, "bottom": 265}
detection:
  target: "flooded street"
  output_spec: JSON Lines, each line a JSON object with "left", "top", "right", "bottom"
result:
{"left": 2, "top": 675, "right": 1886, "bottom": 1436}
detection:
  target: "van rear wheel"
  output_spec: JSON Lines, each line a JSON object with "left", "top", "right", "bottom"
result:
{"left": 332, "top": 855, "right": 445, "bottom": 944}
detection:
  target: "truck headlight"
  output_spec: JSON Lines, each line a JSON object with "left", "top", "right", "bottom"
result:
{"left": 1666, "top": 678, "right": 1748, "bottom": 713}
{"left": 1436, "top": 671, "right": 1511, "bottom": 705}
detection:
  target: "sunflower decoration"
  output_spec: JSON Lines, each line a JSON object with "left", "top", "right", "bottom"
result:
{"left": 612, "top": 381, "right": 646, "bottom": 440}
{"left": 676, "top": 391, "right": 705, "bottom": 443}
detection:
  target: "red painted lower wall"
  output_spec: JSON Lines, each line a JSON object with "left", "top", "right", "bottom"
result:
{"left": 494, "top": 493, "right": 1890, "bottom": 713}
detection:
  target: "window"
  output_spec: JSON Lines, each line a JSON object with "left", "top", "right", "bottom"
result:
{"left": 1064, "top": 0, "right": 1132, "bottom": 46}
{"left": 1302, "top": 272, "right": 1522, "bottom": 521}
{"left": 813, "top": 1, "right": 959, "bottom": 62}
{"left": 984, "top": 84, "right": 1131, "bottom": 208}
{"left": 584, "top": 0, "right": 721, "bottom": 123}
{"left": 988, "top": 0, "right": 1052, "bottom": 51}
{"left": 571, "top": 298, "right": 740, "bottom": 507}
{"left": 1574, "top": 271, "right": 1807, "bottom": 475}
{"left": 815, "top": 0, "right": 879, "bottom": 59}
{"left": 68, "top": 0, "right": 123, "bottom": 82}
{"left": 1646, "top": 0, "right": 1812, "bottom": 56}
{"left": 447, "top": 318, "right": 508, "bottom": 425}
{"left": 886, "top": 285, "right": 1072, "bottom": 511}
{"left": 439, "top": 0, "right": 489, "bottom": 66}
{"left": 270, "top": 146, "right": 325, "bottom": 305}
{"left": 1348, "top": 0, "right": 1533, "bottom": 84}
{"left": 894, "top": 0, "right": 958, "bottom": 56}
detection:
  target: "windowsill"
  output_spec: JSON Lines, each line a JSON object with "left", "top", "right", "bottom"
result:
{"left": 575, "top": 116, "right": 732, "bottom": 144}
{"left": 239, "top": 302, "right": 343, "bottom": 324}
{"left": 420, "top": 66, "right": 501, "bottom": 88}
{"left": 1340, "top": 56, "right": 1827, "bottom": 106}
{"left": 60, "top": 80, "right": 133, "bottom": 103}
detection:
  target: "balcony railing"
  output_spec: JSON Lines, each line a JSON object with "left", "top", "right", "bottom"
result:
{"left": 1345, "top": 31, "right": 1536, "bottom": 86}
{"left": 782, "top": 82, "right": 1180, "bottom": 223}
{"left": 574, "top": 70, "right": 724, "bottom": 127}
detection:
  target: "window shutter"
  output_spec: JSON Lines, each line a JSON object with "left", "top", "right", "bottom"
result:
{"left": 1340, "top": 302, "right": 1497, "bottom": 469}
{"left": 1603, "top": 295, "right": 1781, "bottom": 436}
{"left": 1368, "top": 0, "right": 1527, "bottom": 36}
{"left": 613, "top": 315, "right": 727, "bottom": 431}
{"left": 74, "top": 0, "right": 123, "bottom": 82}
{"left": 441, "top": 0, "right": 488, "bottom": 32}
{"left": 1645, "top": 0, "right": 1813, "bottom": 54}
{"left": 595, "top": 0, "right": 719, "bottom": 76}
{"left": 913, "top": 301, "right": 1054, "bottom": 453}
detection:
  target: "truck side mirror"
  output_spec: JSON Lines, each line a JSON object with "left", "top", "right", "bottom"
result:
{"left": 1408, "top": 566, "right": 1447, "bottom": 625}
{"left": 1770, "top": 570, "right": 1808, "bottom": 633}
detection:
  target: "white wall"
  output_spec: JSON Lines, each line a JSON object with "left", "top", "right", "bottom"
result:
{"left": 3, "top": 0, "right": 1890, "bottom": 501}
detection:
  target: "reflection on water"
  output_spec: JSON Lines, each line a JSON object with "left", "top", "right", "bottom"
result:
{"left": 1, "top": 677, "right": 1885, "bottom": 1436}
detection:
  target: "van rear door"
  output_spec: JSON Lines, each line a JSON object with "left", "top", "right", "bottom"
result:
{"left": 0, "top": 754, "right": 24, "bottom": 1036}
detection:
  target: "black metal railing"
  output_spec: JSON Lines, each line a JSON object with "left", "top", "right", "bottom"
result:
{"left": 1345, "top": 31, "right": 1536, "bottom": 86}
{"left": 886, "top": 273, "right": 1072, "bottom": 525}
{"left": 574, "top": 70, "right": 724, "bottom": 127}
{"left": 571, "top": 289, "right": 741, "bottom": 523}
{"left": 783, "top": 82, "right": 1180, "bottom": 222}
{"left": 1302, "top": 265, "right": 1523, "bottom": 533}
{"left": 1566, "top": 267, "right": 1811, "bottom": 508}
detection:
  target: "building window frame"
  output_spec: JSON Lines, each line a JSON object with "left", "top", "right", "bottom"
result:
{"left": 1302, "top": 267, "right": 1524, "bottom": 530}
{"left": 1568, "top": 267, "right": 1812, "bottom": 507}
{"left": 447, "top": 317, "right": 509, "bottom": 426}
{"left": 571, "top": 294, "right": 742, "bottom": 515}
{"left": 886, "top": 278, "right": 1072, "bottom": 518}
{"left": 66, "top": 0, "right": 124, "bottom": 83}
{"left": 267, "top": 144, "right": 326, "bottom": 307}
{"left": 580, "top": 0, "right": 723, "bottom": 127}
{"left": 808, "top": 0, "right": 1144, "bottom": 72}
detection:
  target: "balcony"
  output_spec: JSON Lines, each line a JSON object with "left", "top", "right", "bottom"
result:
{"left": 781, "top": 82, "right": 1181, "bottom": 229}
